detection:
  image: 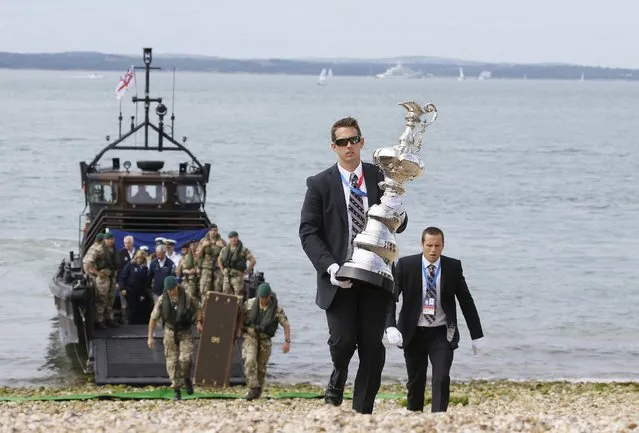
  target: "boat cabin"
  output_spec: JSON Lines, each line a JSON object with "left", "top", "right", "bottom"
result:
{"left": 82, "top": 159, "right": 208, "bottom": 213}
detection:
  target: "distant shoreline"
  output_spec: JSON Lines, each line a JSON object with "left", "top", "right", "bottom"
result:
{"left": 1, "top": 51, "right": 637, "bottom": 81}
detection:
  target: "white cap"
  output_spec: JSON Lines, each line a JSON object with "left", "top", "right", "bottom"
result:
{"left": 165, "top": 239, "right": 177, "bottom": 245}
{"left": 154, "top": 237, "right": 166, "bottom": 243}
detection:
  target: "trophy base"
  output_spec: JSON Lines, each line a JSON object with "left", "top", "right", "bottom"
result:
{"left": 335, "top": 263, "right": 395, "bottom": 294}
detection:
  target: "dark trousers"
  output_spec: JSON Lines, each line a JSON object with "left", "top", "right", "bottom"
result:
{"left": 404, "top": 325, "right": 454, "bottom": 412}
{"left": 324, "top": 284, "right": 389, "bottom": 414}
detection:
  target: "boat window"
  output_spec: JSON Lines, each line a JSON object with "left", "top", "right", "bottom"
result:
{"left": 88, "top": 182, "right": 117, "bottom": 204}
{"left": 177, "top": 184, "right": 204, "bottom": 204}
{"left": 126, "top": 184, "right": 167, "bottom": 204}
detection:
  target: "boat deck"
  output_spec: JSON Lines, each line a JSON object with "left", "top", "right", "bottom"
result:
{"left": 92, "top": 325, "right": 245, "bottom": 385}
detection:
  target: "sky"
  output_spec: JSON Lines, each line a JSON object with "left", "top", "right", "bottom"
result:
{"left": 0, "top": 0, "right": 636, "bottom": 69}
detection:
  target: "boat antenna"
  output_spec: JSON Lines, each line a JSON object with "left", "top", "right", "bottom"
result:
{"left": 133, "top": 65, "right": 139, "bottom": 146}
{"left": 118, "top": 98, "right": 123, "bottom": 138}
{"left": 171, "top": 66, "right": 176, "bottom": 138}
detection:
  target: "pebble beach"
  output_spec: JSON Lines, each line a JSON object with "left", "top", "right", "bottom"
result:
{"left": 0, "top": 381, "right": 637, "bottom": 432}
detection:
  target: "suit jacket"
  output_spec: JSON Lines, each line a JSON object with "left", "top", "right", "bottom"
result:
{"left": 299, "top": 162, "right": 408, "bottom": 310}
{"left": 117, "top": 247, "right": 135, "bottom": 272}
{"left": 385, "top": 254, "right": 483, "bottom": 349}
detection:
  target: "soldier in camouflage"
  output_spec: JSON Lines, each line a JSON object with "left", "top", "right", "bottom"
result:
{"left": 176, "top": 240, "right": 200, "bottom": 301}
{"left": 196, "top": 224, "right": 226, "bottom": 294}
{"left": 242, "top": 282, "right": 291, "bottom": 400}
{"left": 83, "top": 232, "right": 119, "bottom": 329}
{"left": 147, "top": 275, "right": 203, "bottom": 400}
{"left": 218, "top": 231, "right": 256, "bottom": 298}
{"left": 85, "top": 233, "right": 104, "bottom": 258}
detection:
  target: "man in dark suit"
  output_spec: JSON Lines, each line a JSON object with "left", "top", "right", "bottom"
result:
{"left": 117, "top": 235, "right": 136, "bottom": 273}
{"left": 299, "top": 116, "right": 408, "bottom": 414}
{"left": 385, "top": 226, "right": 484, "bottom": 413}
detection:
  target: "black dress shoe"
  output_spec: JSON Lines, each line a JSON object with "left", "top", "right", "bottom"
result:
{"left": 173, "top": 388, "right": 182, "bottom": 400}
{"left": 324, "top": 388, "right": 344, "bottom": 406}
{"left": 184, "top": 378, "right": 194, "bottom": 395}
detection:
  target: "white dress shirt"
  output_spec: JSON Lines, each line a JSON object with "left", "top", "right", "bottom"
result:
{"left": 337, "top": 162, "right": 369, "bottom": 259}
{"left": 167, "top": 252, "right": 182, "bottom": 268}
{"left": 417, "top": 255, "right": 447, "bottom": 327}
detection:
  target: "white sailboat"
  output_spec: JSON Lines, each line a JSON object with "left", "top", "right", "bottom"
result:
{"left": 318, "top": 68, "right": 328, "bottom": 85}
{"left": 458, "top": 67, "right": 465, "bottom": 80}
{"left": 328, "top": 68, "right": 333, "bottom": 78}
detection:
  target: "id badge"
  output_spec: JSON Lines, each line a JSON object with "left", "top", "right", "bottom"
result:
{"left": 423, "top": 297, "right": 436, "bottom": 316}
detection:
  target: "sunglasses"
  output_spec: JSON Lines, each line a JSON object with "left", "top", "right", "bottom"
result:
{"left": 334, "top": 135, "right": 362, "bottom": 147}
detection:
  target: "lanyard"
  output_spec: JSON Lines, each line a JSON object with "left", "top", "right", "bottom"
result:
{"left": 422, "top": 261, "right": 441, "bottom": 286}
{"left": 340, "top": 172, "right": 368, "bottom": 197}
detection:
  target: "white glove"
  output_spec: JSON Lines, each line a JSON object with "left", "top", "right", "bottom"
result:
{"left": 385, "top": 327, "right": 403, "bottom": 346}
{"left": 471, "top": 337, "right": 485, "bottom": 356}
{"left": 380, "top": 194, "right": 405, "bottom": 221}
{"left": 327, "top": 263, "right": 352, "bottom": 289}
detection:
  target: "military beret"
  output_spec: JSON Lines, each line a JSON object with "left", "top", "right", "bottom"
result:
{"left": 189, "top": 239, "right": 198, "bottom": 244}
{"left": 228, "top": 230, "right": 238, "bottom": 237}
{"left": 103, "top": 232, "right": 114, "bottom": 239}
{"left": 164, "top": 275, "right": 178, "bottom": 290}
{"left": 95, "top": 233, "right": 104, "bottom": 240}
{"left": 181, "top": 242, "right": 190, "bottom": 249}
{"left": 257, "top": 282, "right": 271, "bottom": 298}
{"left": 209, "top": 223, "right": 218, "bottom": 229}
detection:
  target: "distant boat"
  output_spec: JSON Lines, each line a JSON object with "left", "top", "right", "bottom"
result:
{"left": 70, "top": 73, "right": 104, "bottom": 80}
{"left": 478, "top": 70, "right": 492, "bottom": 80}
{"left": 375, "top": 62, "right": 423, "bottom": 79}
{"left": 579, "top": 72, "right": 585, "bottom": 81}
{"left": 318, "top": 68, "right": 328, "bottom": 85}
{"left": 458, "top": 67, "right": 465, "bottom": 81}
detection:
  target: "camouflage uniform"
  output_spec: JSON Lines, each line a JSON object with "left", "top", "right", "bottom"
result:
{"left": 199, "top": 235, "right": 225, "bottom": 294}
{"left": 177, "top": 251, "right": 199, "bottom": 301}
{"left": 150, "top": 288, "right": 201, "bottom": 389}
{"left": 241, "top": 295, "right": 288, "bottom": 389}
{"left": 83, "top": 242, "right": 117, "bottom": 325}
{"left": 219, "top": 242, "right": 254, "bottom": 297}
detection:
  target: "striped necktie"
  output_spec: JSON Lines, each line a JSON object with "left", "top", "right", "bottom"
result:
{"left": 424, "top": 264, "right": 437, "bottom": 324}
{"left": 348, "top": 172, "right": 366, "bottom": 244}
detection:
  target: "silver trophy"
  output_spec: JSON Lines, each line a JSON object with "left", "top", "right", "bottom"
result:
{"left": 335, "top": 101, "right": 438, "bottom": 293}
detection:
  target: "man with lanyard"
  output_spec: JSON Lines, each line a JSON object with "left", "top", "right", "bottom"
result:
{"left": 299, "top": 116, "right": 408, "bottom": 414}
{"left": 385, "top": 226, "right": 485, "bottom": 412}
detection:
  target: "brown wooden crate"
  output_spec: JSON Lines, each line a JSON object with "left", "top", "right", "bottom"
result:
{"left": 193, "top": 292, "right": 243, "bottom": 387}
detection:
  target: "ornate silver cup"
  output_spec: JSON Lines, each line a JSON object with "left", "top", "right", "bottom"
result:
{"left": 335, "top": 101, "right": 438, "bottom": 293}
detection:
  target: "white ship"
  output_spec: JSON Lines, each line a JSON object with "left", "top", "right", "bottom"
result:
{"left": 375, "top": 62, "right": 423, "bottom": 79}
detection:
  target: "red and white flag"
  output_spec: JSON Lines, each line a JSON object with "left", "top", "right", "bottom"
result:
{"left": 115, "top": 65, "right": 135, "bottom": 100}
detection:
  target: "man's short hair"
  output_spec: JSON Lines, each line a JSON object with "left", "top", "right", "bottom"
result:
{"left": 421, "top": 226, "right": 445, "bottom": 243}
{"left": 330, "top": 116, "right": 362, "bottom": 143}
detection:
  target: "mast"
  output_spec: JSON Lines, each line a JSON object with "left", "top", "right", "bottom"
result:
{"left": 131, "top": 48, "right": 162, "bottom": 148}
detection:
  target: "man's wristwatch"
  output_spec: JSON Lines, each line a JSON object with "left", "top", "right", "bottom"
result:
{"left": 285, "top": 338, "right": 291, "bottom": 343}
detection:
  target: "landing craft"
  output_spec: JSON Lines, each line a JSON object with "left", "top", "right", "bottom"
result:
{"left": 49, "top": 47, "right": 265, "bottom": 385}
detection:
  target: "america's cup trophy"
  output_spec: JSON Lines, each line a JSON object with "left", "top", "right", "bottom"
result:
{"left": 335, "top": 101, "right": 438, "bottom": 293}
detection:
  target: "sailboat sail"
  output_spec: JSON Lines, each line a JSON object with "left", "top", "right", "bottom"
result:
{"left": 318, "top": 68, "right": 327, "bottom": 85}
